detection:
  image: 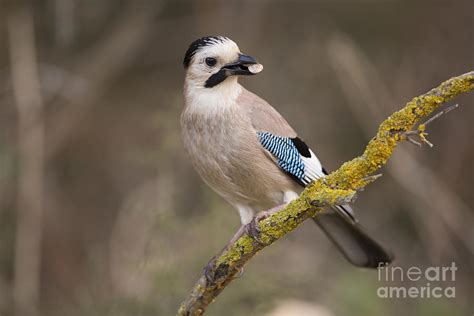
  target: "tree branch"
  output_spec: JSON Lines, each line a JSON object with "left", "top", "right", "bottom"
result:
{"left": 177, "top": 71, "right": 474, "bottom": 315}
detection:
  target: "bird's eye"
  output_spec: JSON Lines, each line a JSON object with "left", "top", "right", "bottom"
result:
{"left": 205, "top": 57, "right": 217, "bottom": 67}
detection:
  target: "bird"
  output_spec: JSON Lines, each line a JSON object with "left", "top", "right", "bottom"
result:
{"left": 181, "top": 36, "right": 393, "bottom": 273}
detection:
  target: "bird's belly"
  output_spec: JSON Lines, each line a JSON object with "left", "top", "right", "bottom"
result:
{"left": 183, "top": 124, "right": 294, "bottom": 210}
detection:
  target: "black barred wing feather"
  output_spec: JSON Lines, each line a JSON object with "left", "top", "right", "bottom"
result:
{"left": 256, "top": 131, "right": 325, "bottom": 186}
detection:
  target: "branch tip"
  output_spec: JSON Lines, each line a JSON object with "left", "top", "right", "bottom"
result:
{"left": 363, "top": 173, "right": 383, "bottom": 184}
{"left": 401, "top": 103, "right": 460, "bottom": 148}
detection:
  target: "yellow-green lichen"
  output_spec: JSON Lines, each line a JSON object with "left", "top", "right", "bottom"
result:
{"left": 216, "top": 235, "right": 255, "bottom": 267}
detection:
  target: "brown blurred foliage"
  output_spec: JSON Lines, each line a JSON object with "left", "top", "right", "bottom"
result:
{"left": 0, "top": 1, "right": 473, "bottom": 316}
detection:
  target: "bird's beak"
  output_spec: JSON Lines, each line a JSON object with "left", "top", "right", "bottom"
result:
{"left": 221, "top": 54, "right": 259, "bottom": 76}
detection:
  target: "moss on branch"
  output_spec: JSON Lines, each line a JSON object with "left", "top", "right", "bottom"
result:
{"left": 177, "top": 71, "right": 474, "bottom": 316}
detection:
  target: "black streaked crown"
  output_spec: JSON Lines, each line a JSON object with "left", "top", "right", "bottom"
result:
{"left": 183, "top": 36, "right": 228, "bottom": 68}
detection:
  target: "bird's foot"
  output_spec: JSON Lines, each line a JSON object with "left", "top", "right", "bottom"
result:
{"left": 245, "top": 205, "right": 284, "bottom": 245}
{"left": 245, "top": 213, "right": 267, "bottom": 244}
{"left": 204, "top": 225, "right": 249, "bottom": 284}
{"left": 205, "top": 256, "right": 245, "bottom": 284}
{"left": 204, "top": 205, "right": 283, "bottom": 282}
{"left": 204, "top": 254, "right": 219, "bottom": 284}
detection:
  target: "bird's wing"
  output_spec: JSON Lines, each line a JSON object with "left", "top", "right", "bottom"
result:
{"left": 238, "top": 88, "right": 325, "bottom": 186}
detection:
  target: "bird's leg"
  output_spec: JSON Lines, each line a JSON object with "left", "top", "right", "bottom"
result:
{"left": 245, "top": 204, "right": 285, "bottom": 244}
{"left": 204, "top": 224, "right": 248, "bottom": 283}
{"left": 205, "top": 204, "right": 285, "bottom": 282}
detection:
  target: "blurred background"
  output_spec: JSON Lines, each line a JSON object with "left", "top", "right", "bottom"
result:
{"left": 0, "top": 1, "right": 473, "bottom": 315}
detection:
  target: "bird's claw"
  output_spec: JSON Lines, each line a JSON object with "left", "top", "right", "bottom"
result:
{"left": 245, "top": 213, "right": 269, "bottom": 245}
{"left": 204, "top": 255, "right": 218, "bottom": 284}
{"left": 204, "top": 253, "right": 245, "bottom": 284}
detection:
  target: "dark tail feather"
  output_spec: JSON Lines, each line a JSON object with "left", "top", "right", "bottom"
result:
{"left": 312, "top": 205, "right": 393, "bottom": 268}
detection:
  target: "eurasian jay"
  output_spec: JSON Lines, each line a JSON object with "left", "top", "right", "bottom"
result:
{"left": 181, "top": 36, "right": 393, "bottom": 270}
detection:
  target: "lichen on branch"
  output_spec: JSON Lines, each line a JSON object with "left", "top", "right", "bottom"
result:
{"left": 178, "top": 71, "right": 474, "bottom": 316}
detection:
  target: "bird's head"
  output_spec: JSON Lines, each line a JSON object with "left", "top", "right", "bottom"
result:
{"left": 183, "top": 36, "right": 262, "bottom": 89}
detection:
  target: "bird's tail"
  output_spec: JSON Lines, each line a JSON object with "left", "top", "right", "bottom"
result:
{"left": 312, "top": 205, "right": 393, "bottom": 268}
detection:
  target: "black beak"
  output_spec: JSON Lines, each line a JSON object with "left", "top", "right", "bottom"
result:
{"left": 204, "top": 53, "right": 260, "bottom": 88}
{"left": 221, "top": 54, "right": 259, "bottom": 76}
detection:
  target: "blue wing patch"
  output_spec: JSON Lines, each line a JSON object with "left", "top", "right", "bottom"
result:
{"left": 256, "top": 131, "right": 305, "bottom": 183}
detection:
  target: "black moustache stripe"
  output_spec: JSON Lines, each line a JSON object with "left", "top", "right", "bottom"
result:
{"left": 204, "top": 69, "right": 228, "bottom": 88}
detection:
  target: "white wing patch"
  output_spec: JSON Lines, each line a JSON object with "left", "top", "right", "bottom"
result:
{"left": 301, "top": 149, "right": 326, "bottom": 185}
